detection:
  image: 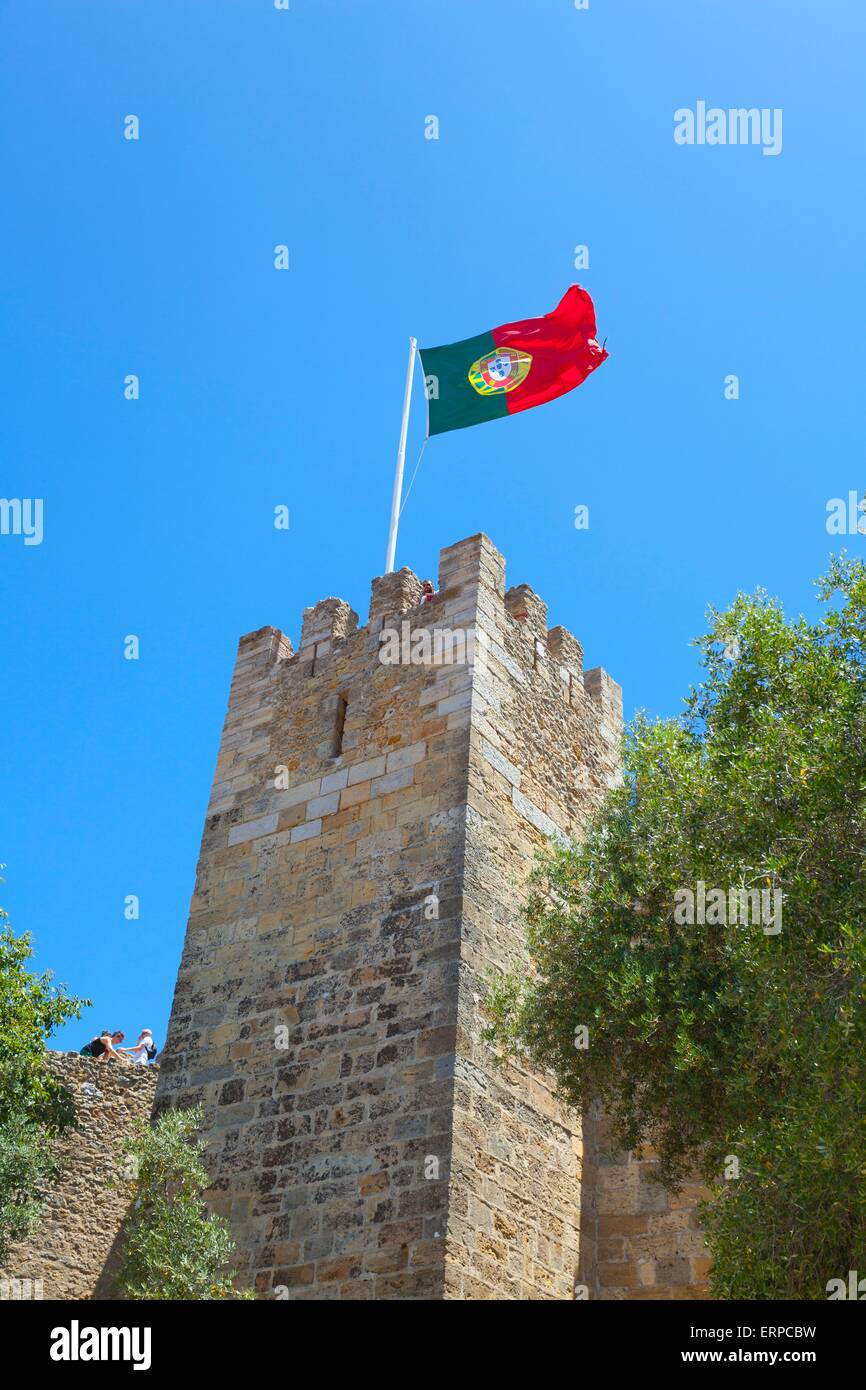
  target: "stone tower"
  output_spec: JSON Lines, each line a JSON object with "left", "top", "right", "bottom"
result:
{"left": 156, "top": 534, "right": 708, "bottom": 1300}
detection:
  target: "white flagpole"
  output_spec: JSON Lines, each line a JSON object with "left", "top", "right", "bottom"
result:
{"left": 385, "top": 335, "right": 417, "bottom": 574}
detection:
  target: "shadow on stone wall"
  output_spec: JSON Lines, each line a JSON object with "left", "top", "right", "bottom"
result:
{"left": 583, "top": 1102, "right": 712, "bottom": 1300}
{"left": 92, "top": 1225, "right": 131, "bottom": 1301}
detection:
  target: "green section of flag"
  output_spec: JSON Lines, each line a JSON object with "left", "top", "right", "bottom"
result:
{"left": 419, "top": 331, "right": 508, "bottom": 436}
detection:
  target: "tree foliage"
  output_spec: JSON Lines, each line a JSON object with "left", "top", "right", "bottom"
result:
{"left": 0, "top": 903, "right": 88, "bottom": 1262}
{"left": 118, "top": 1106, "right": 253, "bottom": 1300}
{"left": 486, "top": 556, "right": 866, "bottom": 1299}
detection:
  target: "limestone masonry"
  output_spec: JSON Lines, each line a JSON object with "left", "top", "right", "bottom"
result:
{"left": 156, "top": 533, "right": 709, "bottom": 1300}
{"left": 0, "top": 1053, "right": 157, "bottom": 1300}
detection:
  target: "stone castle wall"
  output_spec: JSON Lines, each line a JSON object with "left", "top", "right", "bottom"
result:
{"left": 0, "top": 538, "right": 709, "bottom": 1300}
{"left": 155, "top": 533, "right": 709, "bottom": 1300}
{"left": 0, "top": 1053, "right": 158, "bottom": 1300}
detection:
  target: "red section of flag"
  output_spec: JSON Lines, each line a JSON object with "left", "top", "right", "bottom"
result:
{"left": 492, "top": 284, "right": 608, "bottom": 416}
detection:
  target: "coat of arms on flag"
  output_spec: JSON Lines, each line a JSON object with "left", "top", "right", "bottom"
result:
{"left": 468, "top": 347, "right": 533, "bottom": 396}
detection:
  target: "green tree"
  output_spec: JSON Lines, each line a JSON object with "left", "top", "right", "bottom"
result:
{"left": 0, "top": 902, "right": 89, "bottom": 1261}
{"left": 487, "top": 555, "right": 866, "bottom": 1299}
{"left": 118, "top": 1107, "right": 253, "bottom": 1300}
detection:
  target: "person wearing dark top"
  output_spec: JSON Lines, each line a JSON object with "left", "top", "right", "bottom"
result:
{"left": 80, "top": 1029, "right": 125, "bottom": 1060}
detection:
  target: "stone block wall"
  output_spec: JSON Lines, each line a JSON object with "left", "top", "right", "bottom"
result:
{"left": 0, "top": 1053, "right": 158, "bottom": 1300}
{"left": 445, "top": 536, "right": 618, "bottom": 1297}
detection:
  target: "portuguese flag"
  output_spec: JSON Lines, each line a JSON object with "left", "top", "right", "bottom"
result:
{"left": 419, "top": 285, "right": 607, "bottom": 437}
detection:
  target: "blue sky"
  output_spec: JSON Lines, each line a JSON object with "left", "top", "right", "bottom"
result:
{"left": 2, "top": 0, "right": 864, "bottom": 1052}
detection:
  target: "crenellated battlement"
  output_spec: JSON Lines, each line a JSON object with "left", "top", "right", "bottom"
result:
{"left": 201, "top": 535, "right": 625, "bottom": 870}
{"left": 232, "top": 534, "right": 619, "bottom": 739}
{"left": 205, "top": 536, "right": 623, "bottom": 857}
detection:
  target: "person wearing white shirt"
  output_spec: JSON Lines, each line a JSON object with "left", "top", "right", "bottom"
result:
{"left": 119, "top": 1029, "right": 155, "bottom": 1065}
